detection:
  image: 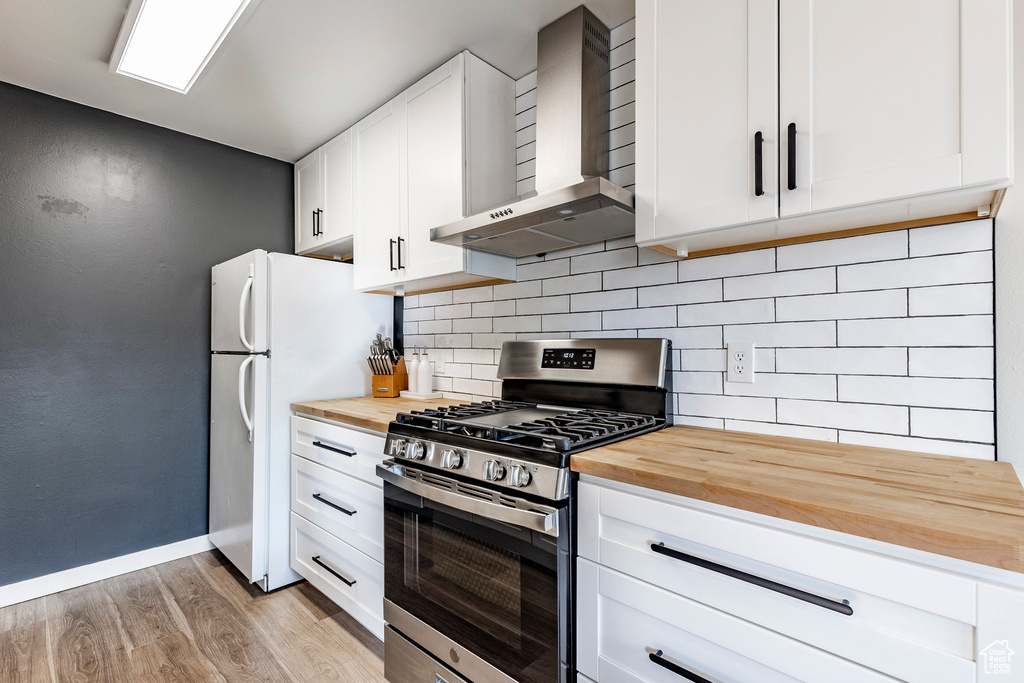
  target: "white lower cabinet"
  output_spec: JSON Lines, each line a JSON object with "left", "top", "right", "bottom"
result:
{"left": 289, "top": 416, "right": 385, "bottom": 640}
{"left": 577, "top": 477, "right": 1024, "bottom": 683}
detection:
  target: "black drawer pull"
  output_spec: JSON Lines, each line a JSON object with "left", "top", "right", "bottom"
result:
{"left": 753, "top": 131, "right": 764, "bottom": 197}
{"left": 396, "top": 236, "right": 405, "bottom": 269}
{"left": 312, "top": 493, "right": 356, "bottom": 516}
{"left": 311, "top": 556, "right": 357, "bottom": 586}
{"left": 787, "top": 122, "right": 797, "bottom": 190}
{"left": 650, "top": 542, "right": 853, "bottom": 616}
{"left": 389, "top": 239, "right": 396, "bottom": 271}
{"left": 648, "top": 650, "right": 712, "bottom": 683}
{"left": 312, "top": 440, "right": 356, "bottom": 457}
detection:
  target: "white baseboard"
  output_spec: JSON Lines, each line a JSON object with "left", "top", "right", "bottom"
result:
{"left": 0, "top": 535, "right": 215, "bottom": 609}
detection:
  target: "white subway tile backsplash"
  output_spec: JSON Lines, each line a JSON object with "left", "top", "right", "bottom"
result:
{"left": 724, "top": 268, "right": 835, "bottom": 301}
{"left": 673, "top": 371, "right": 724, "bottom": 395}
{"left": 604, "top": 262, "right": 678, "bottom": 290}
{"left": 776, "top": 347, "right": 908, "bottom": 376}
{"left": 493, "top": 280, "right": 542, "bottom": 300}
{"left": 911, "top": 408, "right": 994, "bottom": 443}
{"left": 493, "top": 315, "right": 542, "bottom": 333}
{"left": 452, "top": 286, "right": 494, "bottom": 304}
{"left": 838, "top": 315, "right": 993, "bottom": 347}
{"left": 572, "top": 289, "right": 637, "bottom": 312}
{"left": 908, "top": 283, "right": 993, "bottom": 316}
{"left": 604, "top": 306, "right": 675, "bottom": 330}
{"left": 472, "top": 300, "right": 516, "bottom": 317}
{"left": 517, "top": 296, "right": 569, "bottom": 315}
{"left": 837, "top": 252, "right": 992, "bottom": 291}
{"left": 776, "top": 290, "right": 907, "bottom": 322}
{"left": 725, "top": 373, "right": 837, "bottom": 401}
{"left": 542, "top": 312, "right": 602, "bottom": 332}
{"left": 910, "top": 219, "right": 992, "bottom": 257}
{"left": 908, "top": 347, "right": 993, "bottom": 379}
{"left": 724, "top": 420, "right": 839, "bottom": 442}
{"left": 837, "top": 432, "right": 995, "bottom": 460}
{"left": 777, "top": 231, "right": 908, "bottom": 270}
{"left": 571, "top": 248, "right": 637, "bottom": 274}
{"left": 407, "top": 215, "right": 992, "bottom": 459}
{"left": 453, "top": 317, "right": 492, "bottom": 333}
{"left": 542, "top": 273, "right": 603, "bottom": 296}
{"left": 677, "top": 393, "right": 776, "bottom": 422}
{"left": 777, "top": 400, "right": 908, "bottom": 434}
{"left": 678, "top": 299, "right": 774, "bottom": 327}
{"left": 838, "top": 376, "right": 994, "bottom": 410}
{"left": 639, "top": 279, "right": 723, "bottom": 308}
{"left": 724, "top": 321, "right": 836, "bottom": 348}
{"left": 678, "top": 249, "right": 774, "bottom": 282}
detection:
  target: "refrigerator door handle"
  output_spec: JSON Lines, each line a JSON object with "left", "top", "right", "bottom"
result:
{"left": 238, "top": 355, "right": 255, "bottom": 442}
{"left": 238, "top": 264, "right": 255, "bottom": 352}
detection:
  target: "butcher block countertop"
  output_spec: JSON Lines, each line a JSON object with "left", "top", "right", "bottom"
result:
{"left": 291, "top": 396, "right": 461, "bottom": 434}
{"left": 573, "top": 425, "right": 1024, "bottom": 574}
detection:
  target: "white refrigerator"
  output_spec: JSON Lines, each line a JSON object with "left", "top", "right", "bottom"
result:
{"left": 209, "top": 249, "right": 391, "bottom": 591}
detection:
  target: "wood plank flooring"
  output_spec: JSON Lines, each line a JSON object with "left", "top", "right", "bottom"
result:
{"left": 0, "top": 551, "right": 386, "bottom": 683}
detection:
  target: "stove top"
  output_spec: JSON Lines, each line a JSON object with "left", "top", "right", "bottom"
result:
{"left": 394, "top": 400, "right": 660, "bottom": 453}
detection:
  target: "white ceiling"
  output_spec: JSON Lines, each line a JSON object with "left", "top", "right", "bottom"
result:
{"left": 0, "top": 0, "right": 635, "bottom": 162}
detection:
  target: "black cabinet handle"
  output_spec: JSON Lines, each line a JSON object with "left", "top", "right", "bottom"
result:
{"left": 787, "top": 122, "right": 797, "bottom": 190}
{"left": 648, "top": 650, "right": 712, "bottom": 683}
{"left": 312, "top": 440, "right": 356, "bottom": 457}
{"left": 389, "top": 239, "right": 396, "bottom": 271}
{"left": 650, "top": 542, "right": 853, "bottom": 616}
{"left": 313, "top": 210, "right": 318, "bottom": 237}
{"left": 312, "top": 493, "right": 357, "bottom": 516}
{"left": 397, "top": 236, "right": 405, "bottom": 269}
{"left": 317, "top": 209, "right": 323, "bottom": 236}
{"left": 311, "top": 556, "right": 357, "bottom": 586}
{"left": 754, "top": 131, "right": 764, "bottom": 197}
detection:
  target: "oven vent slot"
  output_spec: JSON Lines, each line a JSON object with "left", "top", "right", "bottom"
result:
{"left": 497, "top": 495, "right": 519, "bottom": 508}
{"left": 454, "top": 483, "right": 495, "bottom": 502}
{"left": 420, "top": 472, "right": 454, "bottom": 489}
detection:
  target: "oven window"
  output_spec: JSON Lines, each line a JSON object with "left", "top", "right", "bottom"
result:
{"left": 385, "top": 485, "right": 561, "bottom": 683}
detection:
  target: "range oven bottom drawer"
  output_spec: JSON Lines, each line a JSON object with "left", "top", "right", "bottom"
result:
{"left": 385, "top": 626, "right": 469, "bottom": 683}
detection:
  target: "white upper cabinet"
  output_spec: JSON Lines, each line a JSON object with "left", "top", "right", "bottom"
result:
{"left": 294, "top": 128, "right": 357, "bottom": 259}
{"left": 354, "top": 97, "right": 405, "bottom": 291}
{"left": 637, "top": 0, "right": 1012, "bottom": 254}
{"left": 353, "top": 52, "right": 517, "bottom": 294}
{"left": 636, "top": 0, "right": 778, "bottom": 240}
{"left": 294, "top": 148, "right": 322, "bottom": 255}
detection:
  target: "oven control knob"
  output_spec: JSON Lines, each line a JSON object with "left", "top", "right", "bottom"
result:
{"left": 482, "top": 460, "right": 505, "bottom": 481}
{"left": 507, "top": 465, "right": 531, "bottom": 487}
{"left": 387, "top": 438, "right": 406, "bottom": 457}
{"left": 439, "top": 449, "right": 462, "bottom": 469}
{"left": 405, "top": 442, "right": 426, "bottom": 460}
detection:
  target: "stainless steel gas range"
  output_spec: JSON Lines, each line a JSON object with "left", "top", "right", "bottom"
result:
{"left": 376, "top": 339, "right": 671, "bottom": 683}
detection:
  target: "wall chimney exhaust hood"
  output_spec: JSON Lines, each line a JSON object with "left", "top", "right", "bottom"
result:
{"left": 431, "top": 6, "right": 634, "bottom": 258}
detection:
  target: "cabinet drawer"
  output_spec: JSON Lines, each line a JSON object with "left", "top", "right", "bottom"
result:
{"left": 290, "top": 512, "right": 384, "bottom": 640}
{"left": 579, "top": 481, "right": 976, "bottom": 683}
{"left": 291, "top": 415, "right": 385, "bottom": 485}
{"left": 291, "top": 454, "right": 383, "bottom": 563}
{"left": 577, "top": 559, "right": 894, "bottom": 683}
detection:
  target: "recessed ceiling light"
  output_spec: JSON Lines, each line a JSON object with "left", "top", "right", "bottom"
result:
{"left": 109, "top": 0, "right": 260, "bottom": 93}
{"left": 557, "top": 208, "right": 576, "bottom": 215}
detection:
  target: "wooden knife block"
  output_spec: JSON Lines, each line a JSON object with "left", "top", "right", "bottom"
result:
{"left": 372, "top": 357, "right": 407, "bottom": 398}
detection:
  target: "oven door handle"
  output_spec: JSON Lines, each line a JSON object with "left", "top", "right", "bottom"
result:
{"left": 377, "top": 462, "right": 560, "bottom": 537}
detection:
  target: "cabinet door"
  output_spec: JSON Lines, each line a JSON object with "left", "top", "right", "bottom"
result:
{"left": 321, "top": 128, "right": 354, "bottom": 245}
{"left": 403, "top": 54, "right": 467, "bottom": 282}
{"left": 294, "top": 148, "right": 322, "bottom": 254}
{"left": 779, "top": 0, "right": 1012, "bottom": 217}
{"left": 635, "top": 0, "right": 778, "bottom": 243}
{"left": 354, "top": 97, "right": 404, "bottom": 291}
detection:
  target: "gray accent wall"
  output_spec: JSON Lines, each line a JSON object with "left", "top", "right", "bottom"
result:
{"left": 0, "top": 81, "right": 293, "bottom": 586}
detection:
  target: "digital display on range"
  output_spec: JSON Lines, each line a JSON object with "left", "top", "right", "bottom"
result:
{"left": 541, "top": 348, "right": 596, "bottom": 369}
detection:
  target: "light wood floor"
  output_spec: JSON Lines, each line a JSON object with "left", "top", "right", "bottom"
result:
{"left": 0, "top": 550, "right": 387, "bottom": 682}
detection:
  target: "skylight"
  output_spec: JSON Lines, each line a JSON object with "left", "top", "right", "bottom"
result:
{"left": 110, "top": 0, "right": 257, "bottom": 93}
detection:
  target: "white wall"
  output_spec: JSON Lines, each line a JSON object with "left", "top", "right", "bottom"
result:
{"left": 995, "top": 0, "right": 1024, "bottom": 469}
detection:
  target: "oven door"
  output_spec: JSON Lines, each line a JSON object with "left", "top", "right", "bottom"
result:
{"left": 378, "top": 460, "right": 570, "bottom": 683}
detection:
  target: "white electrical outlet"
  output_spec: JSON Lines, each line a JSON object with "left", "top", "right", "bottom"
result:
{"left": 727, "top": 342, "right": 756, "bottom": 383}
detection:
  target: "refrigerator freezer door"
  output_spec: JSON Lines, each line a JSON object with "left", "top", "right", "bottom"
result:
{"left": 211, "top": 250, "right": 268, "bottom": 353}
{"left": 209, "top": 352, "right": 268, "bottom": 585}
